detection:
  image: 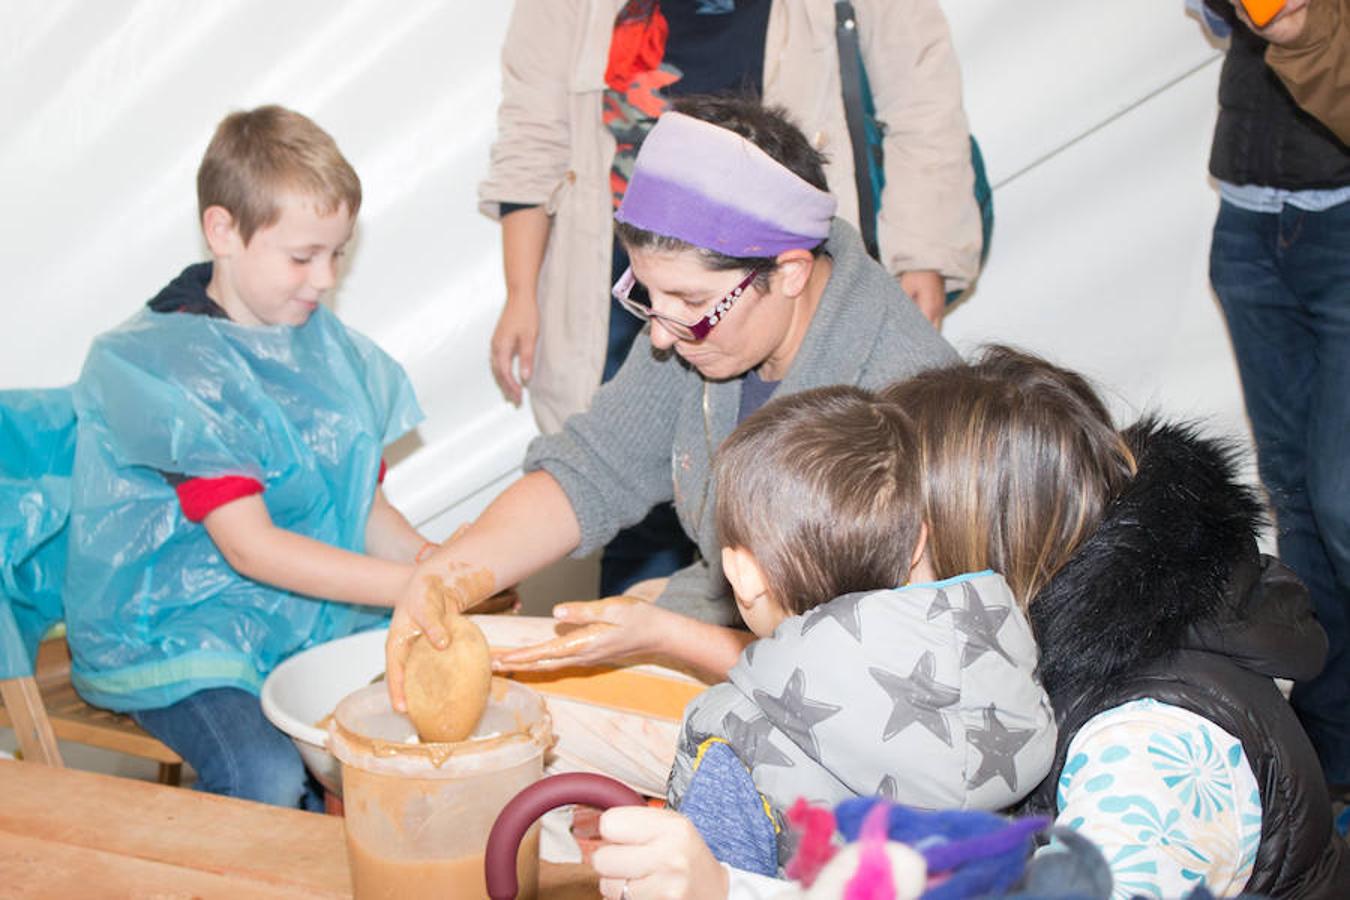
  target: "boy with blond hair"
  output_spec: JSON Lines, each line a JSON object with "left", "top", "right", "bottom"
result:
{"left": 65, "top": 105, "right": 428, "bottom": 808}
{"left": 668, "top": 385, "right": 1055, "bottom": 871}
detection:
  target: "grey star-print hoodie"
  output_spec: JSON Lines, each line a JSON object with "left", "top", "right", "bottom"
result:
{"left": 668, "top": 572, "right": 1056, "bottom": 835}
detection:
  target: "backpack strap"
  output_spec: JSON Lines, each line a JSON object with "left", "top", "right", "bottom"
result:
{"left": 833, "top": 1, "right": 880, "bottom": 260}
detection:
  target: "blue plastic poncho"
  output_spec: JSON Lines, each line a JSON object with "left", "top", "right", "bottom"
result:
{"left": 66, "top": 305, "right": 422, "bottom": 711}
{"left": 0, "top": 389, "right": 76, "bottom": 680}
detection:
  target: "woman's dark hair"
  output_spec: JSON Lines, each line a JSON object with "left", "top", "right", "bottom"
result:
{"left": 715, "top": 385, "right": 924, "bottom": 616}
{"left": 615, "top": 94, "right": 830, "bottom": 284}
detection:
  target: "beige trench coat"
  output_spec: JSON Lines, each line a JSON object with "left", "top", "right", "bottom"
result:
{"left": 477, "top": 0, "right": 980, "bottom": 432}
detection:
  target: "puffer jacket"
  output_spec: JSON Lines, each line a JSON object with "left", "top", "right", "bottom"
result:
{"left": 1025, "top": 420, "right": 1350, "bottom": 897}
{"left": 672, "top": 571, "right": 1056, "bottom": 864}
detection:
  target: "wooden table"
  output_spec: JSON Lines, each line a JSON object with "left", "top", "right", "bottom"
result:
{"left": 0, "top": 759, "right": 598, "bottom": 898}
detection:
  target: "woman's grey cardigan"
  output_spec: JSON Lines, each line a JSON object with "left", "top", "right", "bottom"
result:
{"left": 523, "top": 219, "right": 960, "bottom": 623}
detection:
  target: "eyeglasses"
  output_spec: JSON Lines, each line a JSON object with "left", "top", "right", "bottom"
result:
{"left": 611, "top": 267, "right": 760, "bottom": 342}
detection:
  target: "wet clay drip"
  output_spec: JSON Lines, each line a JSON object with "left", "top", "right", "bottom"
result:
{"left": 404, "top": 571, "right": 495, "bottom": 742}
{"left": 335, "top": 677, "right": 543, "bottom": 769}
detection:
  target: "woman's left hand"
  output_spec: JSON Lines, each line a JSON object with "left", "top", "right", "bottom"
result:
{"left": 492, "top": 596, "right": 664, "bottom": 671}
{"left": 592, "top": 807, "right": 730, "bottom": 900}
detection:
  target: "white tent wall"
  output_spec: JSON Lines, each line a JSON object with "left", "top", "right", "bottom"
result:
{"left": 943, "top": 2, "right": 1240, "bottom": 433}
{"left": 0, "top": 5, "right": 1254, "bottom": 564}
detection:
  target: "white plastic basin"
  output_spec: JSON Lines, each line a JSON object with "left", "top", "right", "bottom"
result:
{"left": 261, "top": 616, "right": 702, "bottom": 798}
{"left": 260, "top": 626, "right": 387, "bottom": 796}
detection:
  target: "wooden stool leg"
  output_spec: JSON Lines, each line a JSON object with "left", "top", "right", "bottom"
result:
{"left": 1, "top": 677, "right": 65, "bottom": 767}
{"left": 157, "top": 762, "right": 183, "bottom": 786}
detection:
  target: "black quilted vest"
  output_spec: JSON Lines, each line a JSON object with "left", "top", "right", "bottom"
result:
{"left": 1028, "top": 555, "right": 1350, "bottom": 897}
{"left": 1207, "top": 6, "right": 1350, "bottom": 189}
{"left": 1022, "top": 423, "right": 1350, "bottom": 897}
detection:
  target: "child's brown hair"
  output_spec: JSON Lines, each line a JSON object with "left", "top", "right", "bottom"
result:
{"left": 881, "top": 346, "right": 1136, "bottom": 611}
{"left": 197, "top": 105, "right": 361, "bottom": 245}
{"left": 714, "top": 385, "right": 924, "bottom": 616}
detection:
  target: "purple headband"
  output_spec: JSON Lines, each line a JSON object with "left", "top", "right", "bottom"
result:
{"left": 615, "top": 111, "right": 837, "bottom": 257}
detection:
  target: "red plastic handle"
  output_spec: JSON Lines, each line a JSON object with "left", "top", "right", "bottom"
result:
{"left": 484, "top": 772, "right": 643, "bottom": 899}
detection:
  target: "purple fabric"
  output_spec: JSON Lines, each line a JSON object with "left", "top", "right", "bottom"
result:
{"left": 920, "top": 816, "right": 1049, "bottom": 872}
{"left": 615, "top": 111, "right": 835, "bottom": 256}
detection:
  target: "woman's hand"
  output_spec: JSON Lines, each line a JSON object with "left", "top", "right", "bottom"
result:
{"left": 592, "top": 807, "right": 730, "bottom": 900}
{"left": 490, "top": 294, "right": 539, "bottom": 406}
{"left": 385, "top": 561, "right": 496, "bottom": 712}
{"left": 899, "top": 270, "right": 945, "bottom": 329}
{"left": 492, "top": 205, "right": 551, "bottom": 406}
{"left": 492, "top": 596, "right": 666, "bottom": 671}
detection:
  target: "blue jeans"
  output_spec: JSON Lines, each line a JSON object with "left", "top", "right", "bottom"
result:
{"left": 132, "top": 687, "right": 322, "bottom": 810}
{"left": 1211, "top": 198, "right": 1350, "bottom": 784}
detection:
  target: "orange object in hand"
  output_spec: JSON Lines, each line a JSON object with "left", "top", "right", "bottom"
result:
{"left": 1241, "top": 0, "right": 1286, "bottom": 27}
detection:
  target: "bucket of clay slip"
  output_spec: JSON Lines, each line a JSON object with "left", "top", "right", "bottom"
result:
{"left": 329, "top": 678, "right": 552, "bottom": 900}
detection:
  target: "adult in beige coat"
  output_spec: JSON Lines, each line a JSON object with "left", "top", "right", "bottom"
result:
{"left": 480, "top": 0, "right": 981, "bottom": 433}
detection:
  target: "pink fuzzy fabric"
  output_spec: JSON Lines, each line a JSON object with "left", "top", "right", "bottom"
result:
{"left": 785, "top": 798, "right": 838, "bottom": 887}
{"left": 843, "top": 802, "right": 895, "bottom": 900}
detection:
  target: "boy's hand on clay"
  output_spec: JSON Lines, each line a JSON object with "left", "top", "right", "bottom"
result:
{"left": 385, "top": 563, "right": 495, "bottom": 712}
{"left": 491, "top": 595, "right": 662, "bottom": 671}
{"left": 592, "top": 807, "right": 730, "bottom": 900}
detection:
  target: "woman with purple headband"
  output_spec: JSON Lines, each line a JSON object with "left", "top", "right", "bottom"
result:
{"left": 384, "top": 96, "right": 956, "bottom": 697}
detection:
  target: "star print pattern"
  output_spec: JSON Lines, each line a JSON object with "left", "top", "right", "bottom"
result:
{"left": 752, "top": 668, "right": 842, "bottom": 762}
{"left": 721, "top": 710, "right": 795, "bottom": 770}
{"left": 967, "top": 704, "right": 1037, "bottom": 792}
{"left": 668, "top": 572, "right": 1053, "bottom": 823}
{"left": 680, "top": 712, "right": 702, "bottom": 755}
{"left": 869, "top": 650, "right": 962, "bottom": 745}
{"left": 951, "top": 581, "right": 1015, "bottom": 668}
{"left": 801, "top": 592, "right": 866, "bottom": 642}
{"left": 927, "top": 588, "right": 952, "bottom": 620}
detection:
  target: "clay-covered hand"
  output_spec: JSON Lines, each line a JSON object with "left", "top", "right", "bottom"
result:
{"left": 385, "top": 562, "right": 496, "bottom": 712}
{"left": 593, "top": 807, "right": 730, "bottom": 900}
{"left": 898, "top": 269, "right": 946, "bottom": 329}
{"left": 491, "top": 595, "right": 664, "bottom": 671}
{"left": 411, "top": 526, "right": 520, "bottom": 614}
{"left": 470, "top": 586, "right": 523, "bottom": 615}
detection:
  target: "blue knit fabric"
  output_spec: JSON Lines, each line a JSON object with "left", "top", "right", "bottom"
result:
{"left": 678, "top": 740, "right": 779, "bottom": 876}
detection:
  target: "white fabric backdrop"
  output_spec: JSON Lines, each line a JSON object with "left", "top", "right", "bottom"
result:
{"left": 0, "top": 2, "right": 1249, "bottom": 546}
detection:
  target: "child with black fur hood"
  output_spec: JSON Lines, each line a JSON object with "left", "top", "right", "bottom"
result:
{"left": 884, "top": 347, "right": 1350, "bottom": 897}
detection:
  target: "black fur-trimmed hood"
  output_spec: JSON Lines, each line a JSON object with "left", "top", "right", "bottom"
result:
{"left": 1030, "top": 419, "right": 1326, "bottom": 710}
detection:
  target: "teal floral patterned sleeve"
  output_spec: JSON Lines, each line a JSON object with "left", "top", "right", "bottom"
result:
{"left": 1049, "top": 698, "right": 1262, "bottom": 899}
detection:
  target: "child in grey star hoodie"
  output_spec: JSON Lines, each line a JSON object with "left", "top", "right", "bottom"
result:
{"left": 668, "top": 385, "right": 1056, "bottom": 869}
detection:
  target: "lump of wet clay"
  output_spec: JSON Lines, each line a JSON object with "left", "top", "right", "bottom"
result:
{"left": 403, "top": 588, "right": 493, "bottom": 743}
